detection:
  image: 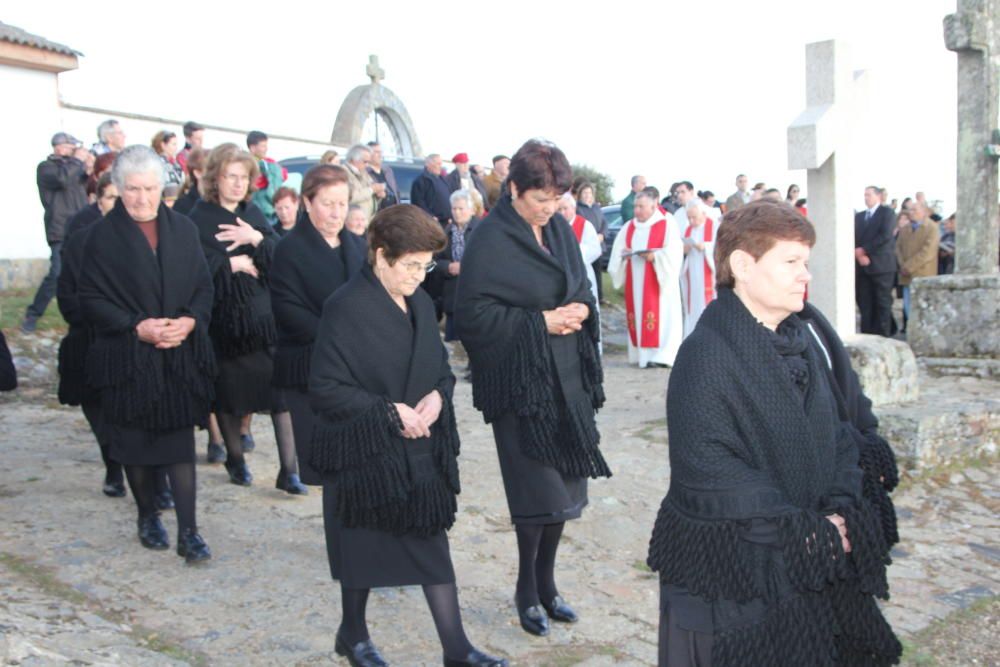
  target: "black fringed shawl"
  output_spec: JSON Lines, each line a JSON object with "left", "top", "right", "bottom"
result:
{"left": 454, "top": 195, "right": 610, "bottom": 479}
{"left": 647, "top": 288, "right": 900, "bottom": 666}
{"left": 308, "top": 266, "right": 461, "bottom": 536}
{"left": 270, "top": 212, "right": 367, "bottom": 391}
{"left": 78, "top": 200, "right": 216, "bottom": 431}
{"left": 56, "top": 219, "right": 99, "bottom": 405}
{"left": 189, "top": 199, "right": 277, "bottom": 359}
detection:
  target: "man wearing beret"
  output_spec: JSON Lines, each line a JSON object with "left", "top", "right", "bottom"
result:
{"left": 445, "top": 152, "right": 489, "bottom": 211}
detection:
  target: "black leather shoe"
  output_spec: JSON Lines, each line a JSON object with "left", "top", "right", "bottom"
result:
{"left": 154, "top": 488, "right": 175, "bottom": 510}
{"left": 275, "top": 470, "right": 308, "bottom": 495}
{"left": 225, "top": 460, "right": 253, "bottom": 486}
{"left": 334, "top": 632, "right": 388, "bottom": 667}
{"left": 240, "top": 433, "right": 255, "bottom": 453}
{"left": 102, "top": 480, "right": 126, "bottom": 498}
{"left": 206, "top": 441, "right": 226, "bottom": 464}
{"left": 541, "top": 595, "right": 578, "bottom": 623}
{"left": 137, "top": 515, "right": 169, "bottom": 550}
{"left": 177, "top": 528, "right": 211, "bottom": 563}
{"left": 517, "top": 604, "right": 549, "bottom": 636}
{"left": 444, "top": 649, "right": 509, "bottom": 666}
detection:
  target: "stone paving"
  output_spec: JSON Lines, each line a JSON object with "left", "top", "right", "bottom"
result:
{"left": 0, "top": 325, "right": 997, "bottom": 666}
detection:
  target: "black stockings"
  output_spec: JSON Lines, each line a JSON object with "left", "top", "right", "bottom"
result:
{"left": 515, "top": 522, "right": 565, "bottom": 608}
{"left": 339, "top": 583, "right": 473, "bottom": 659}
{"left": 124, "top": 463, "right": 197, "bottom": 532}
{"left": 217, "top": 412, "right": 245, "bottom": 466}
{"left": 81, "top": 401, "right": 122, "bottom": 484}
{"left": 271, "top": 411, "right": 298, "bottom": 475}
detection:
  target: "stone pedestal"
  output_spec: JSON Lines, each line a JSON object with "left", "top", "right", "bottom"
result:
{"left": 909, "top": 275, "right": 1000, "bottom": 378}
{"left": 844, "top": 334, "right": 920, "bottom": 407}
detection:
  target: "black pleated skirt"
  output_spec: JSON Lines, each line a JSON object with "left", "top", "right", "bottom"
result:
{"left": 215, "top": 348, "right": 275, "bottom": 415}
{"left": 107, "top": 423, "right": 195, "bottom": 466}
{"left": 491, "top": 411, "right": 588, "bottom": 525}
{"left": 285, "top": 388, "right": 321, "bottom": 485}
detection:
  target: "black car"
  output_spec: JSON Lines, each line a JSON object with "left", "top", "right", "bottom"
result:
{"left": 279, "top": 156, "right": 425, "bottom": 203}
{"left": 599, "top": 204, "right": 624, "bottom": 270}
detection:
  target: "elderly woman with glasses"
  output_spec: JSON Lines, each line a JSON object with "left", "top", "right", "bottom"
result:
{"left": 455, "top": 139, "right": 609, "bottom": 638}
{"left": 77, "top": 145, "right": 216, "bottom": 562}
{"left": 647, "top": 201, "right": 901, "bottom": 665}
{"left": 309, "top": 204, "right": 506, "bottom": 667}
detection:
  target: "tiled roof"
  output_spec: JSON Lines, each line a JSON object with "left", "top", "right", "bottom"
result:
{"left": 0, "top": 22, "right": 81, "bottom": 57}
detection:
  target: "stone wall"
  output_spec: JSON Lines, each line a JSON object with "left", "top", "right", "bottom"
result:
{"left": 845, "top": 334, "right": 920, "bottom": 406}
{"left": 909, "top": 275, "right": 1000, "bottom": 358}
{"left": 0, "top": 258, "right": 49, "bottom": 291}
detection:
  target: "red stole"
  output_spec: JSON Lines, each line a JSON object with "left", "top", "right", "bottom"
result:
{"left": 570, "top": 215, "right": 586, "bottom": 242}
{"left": 684, "top": 218, "right": 715, "bottom": 310}
{"left": 625, "top": 218, "right": 667, "bottom": 347}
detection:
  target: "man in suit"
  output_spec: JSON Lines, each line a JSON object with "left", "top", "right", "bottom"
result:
{"left": 854, "top": 185, "right": 897, "bottom": 336}
{"left": 724, "top": 174, "right": 751, "bottom": 212}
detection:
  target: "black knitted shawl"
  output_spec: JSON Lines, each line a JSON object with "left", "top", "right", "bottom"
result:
{"left": 78, "top": 200, "right": 216, "bottom": 431}
{"left": 647, "top": 288, "right": 900, "bottom": 666}
{"left": 270, "top": 211, "right": 367, "bottom": 391}
{"left": 454, "top": 194, "right": 610, "bottom": 479}
{"left": 56, "top": 221, "right": 98, "bottom": 405}
{"left": 189, "top": 199, "right": 277, "bottom": 359}
{"left": 308, "top": 266, "right": 460, "bottom": 537}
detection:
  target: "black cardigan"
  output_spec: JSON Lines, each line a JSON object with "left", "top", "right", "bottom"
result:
{"left": 78, "top": 200, "right": 216, "bottom": 431}
{"left": 270, "top": 212, "right": 367, "bottom": 390}
{"left": 646, "top": 289, "right": 900, "bottom": 666}
{"left": 308, "top": 266, "right": 460, "bottom": 536}
{"left": 455, "top": 195, "right": 609, "bottom": 479}
{"left": 189, "top": 199, "right": 277, "bottom": 359}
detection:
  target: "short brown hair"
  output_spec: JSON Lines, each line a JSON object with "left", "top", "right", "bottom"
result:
{"left": 715, "top": 201, "right": 816, "bottom": 288}
{"left": 151, "top": 130, "right": 176, "bottom": 155}
{"left": 181, "top": 148, "right": 207, "bottom": 196}
{"left": 367, "top": 204, "right": 446, "bottom": 266}
{"left": 199, "top": 143, "right": 259, "bottom": 204}
{"left": 301, "top": 164, "right": 350, "bottom": 203}
{"left": 320, "top": 149, "right": 339, "bottom": 164}
{"left": 273, "top": 186, "right": 299, "bottom": 206}
{"left": 508, "top": 139, "right": 572, "bottom": 196}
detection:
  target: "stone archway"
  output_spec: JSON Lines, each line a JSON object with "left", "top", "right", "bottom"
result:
{"left": 330, "top": 56, "right": 423, "bottom": 157}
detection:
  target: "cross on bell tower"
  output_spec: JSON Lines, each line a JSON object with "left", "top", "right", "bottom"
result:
{"left": 366, "top": 55, "right": 385, "bottom": 85}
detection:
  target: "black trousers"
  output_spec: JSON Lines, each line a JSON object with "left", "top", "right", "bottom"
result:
{"left": 592, "top": 260, "right": 604, "bottom": 302}
{"left": 26, "top": 242, "right": 62, "bottom": 320}
{"left": 855, "top": 269, "right": 894, "bottom": 336}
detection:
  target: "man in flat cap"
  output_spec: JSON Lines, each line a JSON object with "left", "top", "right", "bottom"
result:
{"left": 21, "top": 132, "right": 90, "bottom": 332}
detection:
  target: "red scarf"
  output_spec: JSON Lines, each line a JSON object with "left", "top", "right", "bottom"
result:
{"left": 684, "top": 218, "right": 715, "bottom": 311}
{"left": 625, "top": 218, "right": 667, "bottom": 347}
{"left": 571, "top": 215, "right": 586, "bottom": 242}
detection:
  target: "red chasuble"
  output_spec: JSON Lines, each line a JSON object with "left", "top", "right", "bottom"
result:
{"left": 624, "top": 218, "right": 667, "bottom": 348}
{"left": 683, "top": 217, "right": 715, "bottom": 310}
{"left": 570, "top": 215, "right": 586, "bottom": 242}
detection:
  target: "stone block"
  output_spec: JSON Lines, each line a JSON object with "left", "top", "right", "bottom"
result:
{"left": 920, "top": 357, "right": 1000, "bottom": 381}
{"left": 844, "top": 334, "right": 919, "bottom": 406}
{"left": 909, "top": 274, "right": 1000, "bottom": 359}
{"left": 0, "top": 258, "right": 49, "bottom": 290}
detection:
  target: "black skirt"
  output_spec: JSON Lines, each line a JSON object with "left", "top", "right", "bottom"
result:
{"left": 323, "top": 480, "right": 455, "bottom": 589}
{"left": 491, "top": 411, "right": 588, "bottom": 524}
{"left": 107, "top": 424, "right": 194, "bottom": 466}
{"left": 285, "top": 388, "right": 321, "bottom": 485}
{"left": 215, "top": 349, "right": 276, "bottom": 415}
{"left": 659, "top": 584, "right": 714, "bottom": 666}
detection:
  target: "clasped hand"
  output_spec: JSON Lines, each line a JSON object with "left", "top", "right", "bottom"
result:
{"left": 135, "top": 316, "right": 196, "bottom": 349}
{"left": 395, "top": 390, "right": 443, "bottom": 439}
{"left": 825, "top": 513, "right": 852, "bottom": 553}
{"left": 215, "top": 217, "right": 263, "bottom": 252}
{"left": 230, "top": 255, "right": 259, "bottom": 278}
{"left": 543, "top": 302, "right": 589, "bottom": 336}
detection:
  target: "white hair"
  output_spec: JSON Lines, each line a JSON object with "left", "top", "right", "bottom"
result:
{"left": 346, "top": 144, "right": 371, "bottom": 164}
{"left": 111, "top": 145, "right": 165, "bottom": 192}
{"left": 559, "top": 192, "right": 576, "bottom": 206}
{"left": 97, "top": 119, "right": 119, "bottom": 142}
{"left": 450, "top": 189, "right": 472, "bottom": 207}
{"left": 686, "top": 200, "right": 709, "bottom": 214}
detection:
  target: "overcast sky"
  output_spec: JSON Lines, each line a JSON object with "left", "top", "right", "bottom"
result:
{"left": 9, "top": 0, "right": 959, "bottom": 208}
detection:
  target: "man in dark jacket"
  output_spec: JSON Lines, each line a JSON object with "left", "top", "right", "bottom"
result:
{"left": 410, "top": 153, "right": 452, "bottom": 224}
{"left": 22, "top": 132, "right": 89, "bottom": 333}
{"left": 854, "top": 185, "right": 897, "bottom": 336}
{"left": 444, "top": 152, "right": 489, "bottom": 209}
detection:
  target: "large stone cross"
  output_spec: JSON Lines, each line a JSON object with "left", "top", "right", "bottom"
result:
{"left": 788, "top": 40, "right": 868, "bottom": 336}
{"left": 944, "top": 0, "right": 999, "bottom": 274}
{"left": 366, "top": 54, "right": 385, "bottom": 86}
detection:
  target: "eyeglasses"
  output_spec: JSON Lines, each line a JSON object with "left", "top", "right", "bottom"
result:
{"left": 222, "top": 174, "right": 250, "bottom": 184}
{"left": 399, "top": 260, "right": 436, "bottom": 275}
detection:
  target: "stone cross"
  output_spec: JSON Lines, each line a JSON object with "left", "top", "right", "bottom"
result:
{"left": 788, "top": 40, "right": 867, "bottom": 336}
{"left": 366, "top": 55, "right": 385, "bottom": 86}
{"left": 944, "top": 0, "right": 999, "bottom": 274}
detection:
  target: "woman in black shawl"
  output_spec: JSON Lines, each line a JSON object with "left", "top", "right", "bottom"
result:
{"left": 270, "top": 164, "right": 366, "bottom": 488}
{"left": 78, "top": 145, "right": 215, "bottom": 563}
{"left": 309, "top": 205, "right": 506, "bottom": 667}
{"left": 173, "top": 147, "right": 204, "bottom": 216}
{"left": 454, "top": 139, "right": 610, "bottom": 637}
{"left": 189, "top": 143, "right": 298, "bottom": 491}
{"left": 647, "top": 201, "right": 901, "bottom": 666}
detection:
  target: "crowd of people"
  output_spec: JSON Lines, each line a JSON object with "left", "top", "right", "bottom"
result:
{"left": 6, "top": 117, "right": 915, "bottom": 665}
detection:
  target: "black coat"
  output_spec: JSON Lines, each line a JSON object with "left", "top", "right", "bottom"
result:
{"left": 444, "top": 169, "right": 489, "bottom": 207}
{"left": 173, "top": 187, "right": 200, "bottom": 216}
{"left": 0, "top": 331, "right": 15, "bottom": 391}
{"left": 309, "top": 265, "right": 460, "bottom": 536}
{"left": 455, "top": 195, "right": 609, "bottom": 479}
{"left": 64, "top": 203, "right": 102, "bottom": 240}
{"left": 78, "top": 200, "right": 216, "bottom": 431}
{"left": 855, "top": 205, "right": 897, "bottom": 275}
{"left": 646, "top": 288, "right": 900, "bottom": 665}
{"left": 189, "top": 199, "right": 277, "bottom": 359}
{"left": 270, "top": 213, "right": 367, "bottom": 390}
{"left": 434, "top": 219, "right": 478, "bottom": 315}
{"left": 576, "top": 201, "right": 608, "bottom": 252}
{"left": 37, "top": 155, "right": 88, "bottom": 244}
{"left": 411, "top": 169, "right": 452, "bottom": 223}
{"left": 56, "top": 220, "right": 100, "bottom": 405}
{"left": 368, "top": 165, "right": 399, "bottom": 209}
